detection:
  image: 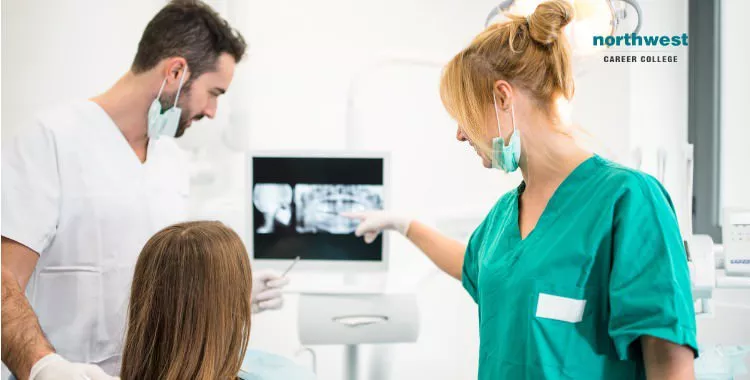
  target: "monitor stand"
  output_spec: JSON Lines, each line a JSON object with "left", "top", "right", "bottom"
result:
{"left": 284, "top": 272, "right": 387, "bottom": 295}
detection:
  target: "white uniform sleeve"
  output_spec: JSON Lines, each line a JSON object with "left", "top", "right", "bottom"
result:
{"left": 1, "top": 122, "right": 61, "bottom": 254}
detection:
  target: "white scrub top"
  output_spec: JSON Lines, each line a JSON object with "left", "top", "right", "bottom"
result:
{"left": 1, "top": 100, "right": 189, "bottom": 374}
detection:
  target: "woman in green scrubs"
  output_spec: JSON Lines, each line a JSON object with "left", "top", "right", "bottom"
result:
{"left": 344, "top": 1, "right": 698, "bottom": 379}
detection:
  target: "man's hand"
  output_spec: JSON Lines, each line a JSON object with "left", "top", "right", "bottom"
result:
{"left": 2, "top": 265, "right": 55, "bottom": 380}
{"left": 29, "top": 354, "right": 119, "bottom": 380}
{"left": 251, "top": 270, "right": 290, "bottom": 314}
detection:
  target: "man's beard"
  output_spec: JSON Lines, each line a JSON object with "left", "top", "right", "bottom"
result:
{"left": 174, "top": 110, "right": 191, "bottom": 138}
{"left": 159, "top": 87, "right": 203, "bottom": 138}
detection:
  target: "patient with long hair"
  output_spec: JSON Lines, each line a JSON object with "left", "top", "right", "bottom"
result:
{"left": 120, "top": 221, "right": 253, "bottom": 380}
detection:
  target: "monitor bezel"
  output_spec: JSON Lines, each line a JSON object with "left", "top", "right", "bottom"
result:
{"left": 246, "top": 150, "right": 390, "bottom": 272}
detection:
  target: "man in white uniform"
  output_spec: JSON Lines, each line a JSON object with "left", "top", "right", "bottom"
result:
{"left": 1, "top": 2, "right": 288, "bottom": 379}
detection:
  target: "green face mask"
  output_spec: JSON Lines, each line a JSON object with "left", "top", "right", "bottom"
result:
{"left": 491, "top": 93, "right": 521, "bottom": 173}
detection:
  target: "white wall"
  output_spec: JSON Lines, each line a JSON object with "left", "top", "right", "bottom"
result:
{"left": 627, "top": 0, "right": 690, "bottom": 233}
{"left": 721, "top": 0, "right": 750, "bottom": 211}
{"left": 0, "top": 0, "right": 165, "bottom": 139}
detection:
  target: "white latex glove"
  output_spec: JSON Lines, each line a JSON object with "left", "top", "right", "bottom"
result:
{"left": 29, "top": 354, "right": 118, "bottom": 380}
{"left": 251, "top": 270, "right": 290, "bottom": 314}
{"left": 341, "top": 211, "right": 412, "bottom": 244}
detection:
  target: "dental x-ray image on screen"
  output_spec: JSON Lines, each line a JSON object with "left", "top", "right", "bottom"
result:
{"left": 295, "top": 184, "right": 383, "bottom": 234}
{"left": 253, "top": 183, "right": 293, "bottom": 234}
{"left": 251, "top": 156, "right": 385, "bottom": 261}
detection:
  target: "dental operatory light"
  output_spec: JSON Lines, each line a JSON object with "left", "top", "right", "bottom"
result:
{"left": 485, "top": 0, "right": 643, "bottom": 53}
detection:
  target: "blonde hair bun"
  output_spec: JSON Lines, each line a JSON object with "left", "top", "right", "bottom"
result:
{"left": 527, "top": 0, "right": 574, "bottom": 46}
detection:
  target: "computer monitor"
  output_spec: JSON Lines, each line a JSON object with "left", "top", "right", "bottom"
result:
{"left": 247, "top": 151, "right": 390, "bottom": 273}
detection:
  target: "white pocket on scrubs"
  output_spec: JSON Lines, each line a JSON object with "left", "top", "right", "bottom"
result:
{"left": 535, "top": 293, "right": 587, "bottom": 323}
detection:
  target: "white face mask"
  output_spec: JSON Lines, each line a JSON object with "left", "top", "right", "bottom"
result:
{"left": 147, "top": 68, "right": 187, "bottom": 139}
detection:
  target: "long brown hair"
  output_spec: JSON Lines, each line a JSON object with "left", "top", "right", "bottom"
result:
{"left": 120, "top": 221, "right": 252, "bottom": 380}
{"left": 439, "top": 0, "right": 575, "bottom": 154}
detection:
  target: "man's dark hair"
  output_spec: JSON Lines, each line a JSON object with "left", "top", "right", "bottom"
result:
{"left": 132, "top": 0, "right": 246, "bottom": 83}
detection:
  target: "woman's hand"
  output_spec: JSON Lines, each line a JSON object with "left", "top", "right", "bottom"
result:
{"left": 340, "top": 211, "right": 412, "bottom": 243}
{"left": 343, "top": 211, "right": 465, "bottom": 280}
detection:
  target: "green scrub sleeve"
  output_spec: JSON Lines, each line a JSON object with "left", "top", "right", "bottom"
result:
{"left": 608, "top": 174, "right": 699, "bottom": 361}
